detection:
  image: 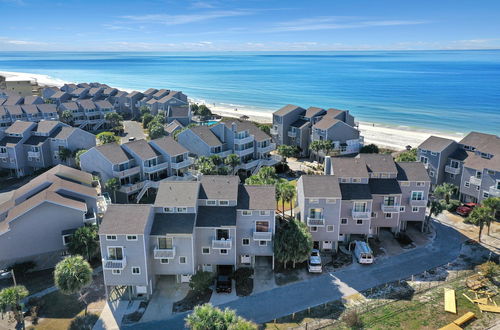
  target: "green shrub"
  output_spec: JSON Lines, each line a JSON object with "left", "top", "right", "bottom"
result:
{"left": 189, "top": 271, "right": 213, "bottom": 292}
{"left": 69, "top": 313, "right": 99, "bottom": 330}
{"left": 446, "top": 199, "right": 461, "bottom": 212}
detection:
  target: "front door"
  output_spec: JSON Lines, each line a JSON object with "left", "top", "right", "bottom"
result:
{"left": 313, "top": 241, "right": 320, "bottom": 249}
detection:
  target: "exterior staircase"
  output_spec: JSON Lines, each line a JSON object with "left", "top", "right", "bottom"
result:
{"left": 93, "top": 119, "right": 106, "bottom": 131}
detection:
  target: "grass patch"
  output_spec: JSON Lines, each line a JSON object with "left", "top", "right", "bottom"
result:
{"left": 0, "top": 268, "right": 54, "bottom": 294}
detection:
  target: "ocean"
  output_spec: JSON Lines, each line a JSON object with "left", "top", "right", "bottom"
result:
{"left": 0, "top": 50, "right": 499, "bottom": 135}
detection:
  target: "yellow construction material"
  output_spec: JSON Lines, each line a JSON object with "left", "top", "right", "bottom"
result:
{"left": 463, "top": 293, "right": 475, "bottom": 304}
{"left": 453, "top": 312, "right": 475, "bottom": 326}
{"left": 439, "top": 323, "right": 462, "bottom": 330}
{"left": 477, "top": 304, "right": 500, "bottom": 313}
{"left": 444, "top": 288, "right": 457, "bottom": 314}
{"left": 472, "top": 297, "right": 489, "bottom": 305}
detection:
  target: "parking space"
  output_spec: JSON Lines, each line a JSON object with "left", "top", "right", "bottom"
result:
{"left": 121, "top": 120, "right": 146, "bottom": 143}
{"left": 140, "top": 276, "right": 189, "bottom": 323}
{"left": 253, "top": 257, "right": 277, "bottom": 294}
{"left": 209, "top": 280, "right": 237, "bottom": 305}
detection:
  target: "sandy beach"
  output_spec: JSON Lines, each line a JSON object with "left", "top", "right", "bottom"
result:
{"left": 1, "top": 70, "right": 464, "bottom": 150}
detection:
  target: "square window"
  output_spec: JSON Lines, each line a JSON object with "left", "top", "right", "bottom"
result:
{"left": 416, "top": 182, "right": 425, "bottom": 187}
{"left": 219, "top": 200, "right": 229, "bottom": 206}
{"left": 356, "top": 219, "right": 363, "bottom": 225}
{"left": 400, "top": 206, "right": 405, "bottom": 212}
{"left": 62, "top": 234, "right": 72, "bottom": 246}
{"left": 371, "top": 212, "right": 377, "bottom": 218}
{"left": 341, "top": 218, "right": 348, "bottom": 225}
{"left": 220, "top": 249, "right": 228, "bottom": 255}
{"left": 242, "top": 210, "right": 252, "bottom": 216}
{"left": 259, "top": 240, "right": 267, "bottom": 246}
{"left": 242, "top": 238, "right": 250, "bottom": 246}
{"left": 412, "top": 207, "right": 419, "bottom": 213}
{"left": 177, "top": 207, "right": 187, "bottom": 213}
{"left": 132, "top": 267, "right": 141, "bottom": 275}
{"left": 202, "top": 247, "right": 210, "bottom": 254}
{"left": 464, "top": 181, "right": 470, "bottom": 188}
{"left": 385, "top": 213, "right": 392, "bottom": 218}
{"left": 179, "top": 256, "right": 187, "bottom": 264}
{"left": 429, "top": 171, "right": 435, "bottom": 177}
{"left": 106, "top": 235, "right": 117, "bottom": 241}
{"left": 126, "top": 235, "right": 137, "bottom": 241}
{"left": 476, "top": 186, "right": 480, "bottom": 191}
{"left": 112, "top": 269, "right": 121, "bottom": 275}
{"left": 483, "top": 192, "right": 489, "bottom": 198}
{"left": 326, "top": 225, "right": 334, "bottom": 232}
{"left": 164, "top": 207, "right": 174, "bottom": 213}
{"left": 260, "top": 210, "right": 270, "bottom": 216}
{"left": 160, "top": 259, "right": 169, "bottom": 264}
{"left": 310, "top": 226, "right": 318, "bottom": 232}
{"left": 206, "top": 200, "right": 216, "bottom": 205}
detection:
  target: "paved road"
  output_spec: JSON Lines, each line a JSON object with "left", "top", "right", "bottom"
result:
{"left": 121, "top": 120, "right": 146, "bottom": 143}
{"left": 129, "top": 221, "right": 468, "bottom": 329}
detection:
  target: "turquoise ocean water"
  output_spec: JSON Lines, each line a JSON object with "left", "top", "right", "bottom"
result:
{"left": 0, "top": 50, "right": 499, "bottom": 134}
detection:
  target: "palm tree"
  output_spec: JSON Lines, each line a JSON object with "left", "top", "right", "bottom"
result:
{"left": 74, "top": 149, "right": 88, "bottom": 169}
{"left": 426, "top": 200, "right": 444, "bottom": 232}
{"left": 209, "top": 154, "right": 222, "bottom": 167}
{"left": 58, "top": 147, "right": 72, "bottom": 165}
{"left": 105, "top": 178, "right": 120, "bottom": 203}
{"left": 482, "top": 197, "right": 500, "bottom": 235}
{"left": 434, "top": 183, "right": 457, "bottom": 204}
{"left": 0, "top": 286, "right": 29, "bottom": 328}
{"left": 224, "top": 154, "right": 240, "bottom": 175}
{"left": 282, "top": 182, "right": 296, "bottom": 218}
{"left": 54, "top": 256, "right": 93, "bottom": 315}
{"left": 276, "top": 180, "right": 288, "bottom": 219}
{"left": 468, "top": 207, "right": 495, "bottom": 242}
{"left": 185, "top": 303, "right": 257, "bottom": 329}
{"left": 67, "top": 225, "right": 99, "bottom": 262}
{"left": 60, "top": 110, "right": 74, "bottom": 125}
{"left": 309, "top": 141, "right": 322, "bottom": 161}
{"left": 277, "top": 145, "right": 294, "bottom": 166}
{"left": 321, "top": 140, "right": 334, "bottom": 157}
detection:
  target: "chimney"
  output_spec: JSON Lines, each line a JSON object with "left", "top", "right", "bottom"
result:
{"left": 324, "top": 156, "right": 332, "bottom": 175}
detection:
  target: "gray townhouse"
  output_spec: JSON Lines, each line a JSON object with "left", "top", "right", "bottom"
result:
{"left": 0, "top": 165, "right": 107, "bottom": 270}
{"left": 80, "top": 138, "right": 193, "bottom": 202}
{"left": 111, "top": 91, "right": 130, "bottom": 114}
{"left": 36, "top": 103, "right": 59, "bottom": 121}
{"left": 178, "top": 120, "right": 278, "bottom": 173}
{"left": 70, "top": 87, "right": 89, "bottom": 100}
{"left": 61, "top": 83, "right": 78, "bottom": 93}
{"left": 418, "top": 131, "right": 500, "bottom": 203}
{"left": 165, "top": 120, "right": 184, "bottom": 136}
{"left": 23, "top": 95, "right": 44, "bottom": 105}
{"left": 271, "top": 104, "right": 363, "bottom": 158}
{"left": 46, "top": 91, "right": 71, "bottom": 105}
{"left": 98, "top": 176, "right": 276, "bottom": 299}
{"left": 41, "top": 86, "right": 60, "bottom": 99}
{"left": 0, "top": 120, "right": 95, "bottom": 177}
{"left": 297, "top": 155, "right": 430, "bottom": 251}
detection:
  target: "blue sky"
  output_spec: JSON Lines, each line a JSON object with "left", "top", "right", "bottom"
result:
{"left": 1, "top": 0, "right": 500, "bottom": 51}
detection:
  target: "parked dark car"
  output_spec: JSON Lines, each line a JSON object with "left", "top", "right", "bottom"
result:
{"left": 456, "top": 202, "right": 478, "bottom": 216}
{"left": 216, "top": 275, "right": 232, "bottom": 293}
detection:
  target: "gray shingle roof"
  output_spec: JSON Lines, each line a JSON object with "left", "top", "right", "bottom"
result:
{"left": 77, "top": 99, "right": 96, "bottom": 110}
{"left": 21, "top": 104, "right": 39, "bottom": 115}
{"left": 36, "top": 120, "right": 61, "bottom": 134}
{"left": 368, "top": 179, "right": 402, "bottom": 195}
{"left": 459, "top": 132, "right": 500, "bottom": 154}
{"left": 196, "top": 206, "right": 236, "bottom": 227}
{"left": 95, "top": 143, "right": 132, "bottom": 164}
{"left": 274, "top": 104, "right": 305, "bottom": 117}
{"left": 237, "top": 185, "right": 275, "bottom": 210}
{"left": 36, "top": 104, "right": 57, "bottom": 114}
{"left": 359, "top": 154, "right": 397, "bottom": 173}
{"left": 290, "top": 119, "right": 309, "bottom": 129}
{"left": 60, "top": 101, "right": 79, "bottom": 111}
{"left": 24, "top": 135, "right": 47, "bottom": 146}
{"left": 222, "top": 120, "right": 271, "bottom": 142}
{"left": 396, "top": 162, "right": 431, "bottom": 182}
{"left": 165, "top": 120, "right": 183, "bottom": 135}
{"left": 169, "top": 106, "right": 189, "bottom": 117}
{"left": 151, "top": 136, "right": 188, "bottom": 156}
{"left": 463, "top": 151, "right": 500, "bottom": 172}
{"left": 418, "top": 136, "right": 455, "bottom": 152}
{"left": 199, "top": 176, "right": 239, "bottom": 200}
{"left": 190, "top": 126, "right": 222, "bottom": 147}
{"left": 99, "top": 204, "right": 152, "bottom": 235}
{"left": 339, "top": 183, "right": 372, "bottom": 200}
{"left": 313, "top": 117, "right": 341, "bottom": 130}
{"left": 300, "top": 175, "right": 341, "bottom": 198}
{"left": 0, "top": 136, "right": 22, "bottom": 147}
{"left": 5, "top": 105, "right": 23, "bottom": 115}
{"left": 150, "top": 213, "right": 196, "bottom": 235}
{"left": 53, "top": 126, "right": 77, "bottom": 140}
{"left": 5, "top": 120, "right": 35, "bottom": 134}
{"left": 23, "top": 96, "right": 43, "bottom": 105}
{"left": 304, "top": 107, "right": 325, "bottom": 118}
{"left": 94, "top": 100, "right": 113, "bottom": 109}
{"left": 331, "top": 158, "right": 369, "bottom": 178}
{"left": 154, "top": 181, "right": 200, "bottom": 208}
{"left": 123, "top": 139, "right": 159, "bottom": 159}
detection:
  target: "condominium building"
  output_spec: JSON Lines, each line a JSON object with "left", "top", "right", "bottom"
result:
{"left": 0, "top": 102, "right": 59, "bottom": 130}
{"left": 418, "top": 131, "right": 500, "bottom": 202}
{"left": 0, "top": 120, "right": 95, "bottom": 177}
{"left": 98, "top": 176, "right": 275, "bottom": 299}
{"left": 271, "top": 104, "right": 363, "bottom": 157}
{"left": 79, "top": 137, "right": 193, "bottom": 202}
{"left": 297, "top": 154, "right": 430, "bottom": 251}
{"left": 0, "top": 165, "right": 107, "bottom": 270}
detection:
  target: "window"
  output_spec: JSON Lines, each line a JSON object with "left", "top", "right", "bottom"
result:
{"left": 259, "top": 240, "right": 267, "bottom": 246}
{"left": 160, "top": 259, "right": 169, "bottom": 264}
{"left": 411, "top": 191, "right": 424, "bottom": 201}
{"left": 429, "top": 171, "right": 435, "bottom": 177}
{"left": 383, "top": 196, "right": 395, "bottom": 206}
{"left": 420, "top": 156, "right": 428, "bottom": 164}
{"left": 179, "top": 256, "right": 187, "bottom": 264}
{"left": 412, "top": 207, "right": 419, "bottom": 213}
{"left": 132, "top": 267, "right": 141, "bottom": 275}
{"left": 341, "top": 218, "right": 348, "bottom": 225}
{"left": 476, "top": 186, "right": 480, "bottom": 191}
{"left": 356, "top": 219, "right": 363, "bottom": 225}
{"left": 416, "top": 182, "right": 425, "bottom": 187}
{"left": 158, "top": 237, "right": 173, "bottom": 249}
{"left": 309, "top": 198, "right": 319, "bottom": 204}
{"left": 341, "top": 178, "right": 349, "bottom": 183}
{"left": 483, "top": 192, "right": 489, "bottom": 198}
{"left": 352, "top": 178, "right": 361, "bottom": 183}
{"left": 400, "top": 206, "right": 405, "bottom": 212}
{"left": 220, "top": 249, "right": 228, "bottom": 255}
{"left": 450, "top": 174, "right": 455, "bottom": 179}
{"left": 106, "top": 235, "right": 117, "bottom": 241}
{"left": 496, "top": 180, "right": 500, "bottom": 190}
{"left": 464, "top": 181, "right": 470, "bottom": 188}
{"left": 475, "top": 171, "right": 482, "bottom": 179}
{"left": 326, "top": 199, "right": 336, "bottom": 204}
{"left": 400, "top": 181, "right": 410, "bottom": 187}
{"left": 431, "top": 152, "right": 437, "bottom": 156}
{"left": 206, "top": 200, "right": 216, "bottom": 206}
{"left": 107, "top": 247, "right": 123, "bottom": 260}
{"left": 326, "top": 225, "right": 334, "bottom": 232}
{"left": 256, "top": 221, "right": 269, "bottom": 232}
{"left": 381, "top": 173, "right": 388, "bottom": 178}
{"left": 242, "top": 238, "right": 250, "bottom": 246}
{"left": 371, "top": 212, "right": 377, "bottom": 218}
{"left": 202, "top": 247, "right": 210, "bottom": 254}
{"left": 308, "top": 208, "right": 323, "bottom": 219}
{"left": 62, "top": 234, "right": 72, "bottom": 246}
{"left": 310, "top": 226, "right": 318, "bottom": 232}
{"left": 126, "top": 235, "right": 137, "bottom": 241}
{"left": 385, "top": 213, "right": 392, "bottom": 219}
{"left": 242, "top": 210, "right": 252, "bottom": 216}
{"left": 450, "top": 160, "right": 459, "bottom": 169}
{"left": 112, "top": 269, "right": 121, "bottom": 275}
{"left": 164, "top": 207, "right": 174, "bottom": 213}
{"left": 353, "top": 202, "right": 367, "bottom": 212}
{"left": 260, "top": 210, "right": 270, "bottom": 216}
{"left": 420, "top": 149, "right": 427, "bottom": 153}
{"left": 216, "top": 229, "right": 229, "bottom": 240}
{"left": 219, "top": 200, "right": 229, "bottom": 206}
{"left": 177, "top": 207, "right": 187, "bottom": 213}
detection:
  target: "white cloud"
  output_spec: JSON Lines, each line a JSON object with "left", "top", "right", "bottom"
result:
{"left": 190, "top": 1, "right": 216, "bottom": 9}
{"left": 120, "top": 10, "right": 252, "bottom": 26}
{"left": 0, "top": 37, "right": 47, "bottom": 46}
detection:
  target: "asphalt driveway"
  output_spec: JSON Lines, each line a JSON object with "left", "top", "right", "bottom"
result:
{"left": 128, "top": 220, "right": 469, "bottom": 329}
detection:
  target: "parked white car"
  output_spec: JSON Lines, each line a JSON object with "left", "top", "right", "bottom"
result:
{"left": 354, "top": 241, "right": 373, "bottom": 264}
{"left": 308, "top": 249, "right": 322, "bottom": 273}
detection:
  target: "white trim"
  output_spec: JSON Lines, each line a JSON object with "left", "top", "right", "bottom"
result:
{"left": 242, "top": 238, "right": 250, "bottom": 246}
{"left": 206, "top": 200, "right": 217, "bottom": 206}
{"left": 259, "top": 240, "right": 267, "bottom": 246}
{"left": 132, "top": 266, "right": 141, "bottom": 275}
{"left": 356, "top": 219, "right": 363, "bottom": 225}
{"left": 220, "top": 249, "right": 228, "bottom": 255}
{"left": 160, "top": 258, "right": 169, "bottom": 264}
{"left": 126, "top": 235, "right": 138, "bottom": 241}
{"left": 326, "top": 225, "right": 334, "bottom": 232}
{"left": 201, "top": 246, "right": 210, "bottom": 254}
{"left": 62, "top": 234, "right": 72, "bottom": 246}
{"left": 412, "top": 206, "right": 419, "bottom": 213}
{"left": 242, "top": 210, "right": 252, "bottom": 216}
{"left": 219, "top": 200, "right": 229, "bottom": 206}
{"left": 259, "top": 210, "right": 270, "bottom": 216}
{"left": 341, "top": 218, "right": 348, "bottom": 225}
{"left": 179, "top": 256, "right": 187, "bottom": 264}
{"left": 112, "top": 269, "right": 121, "bottom": 275}
{"left": 106, "top": 235, "right": 117, "bottom": 241}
